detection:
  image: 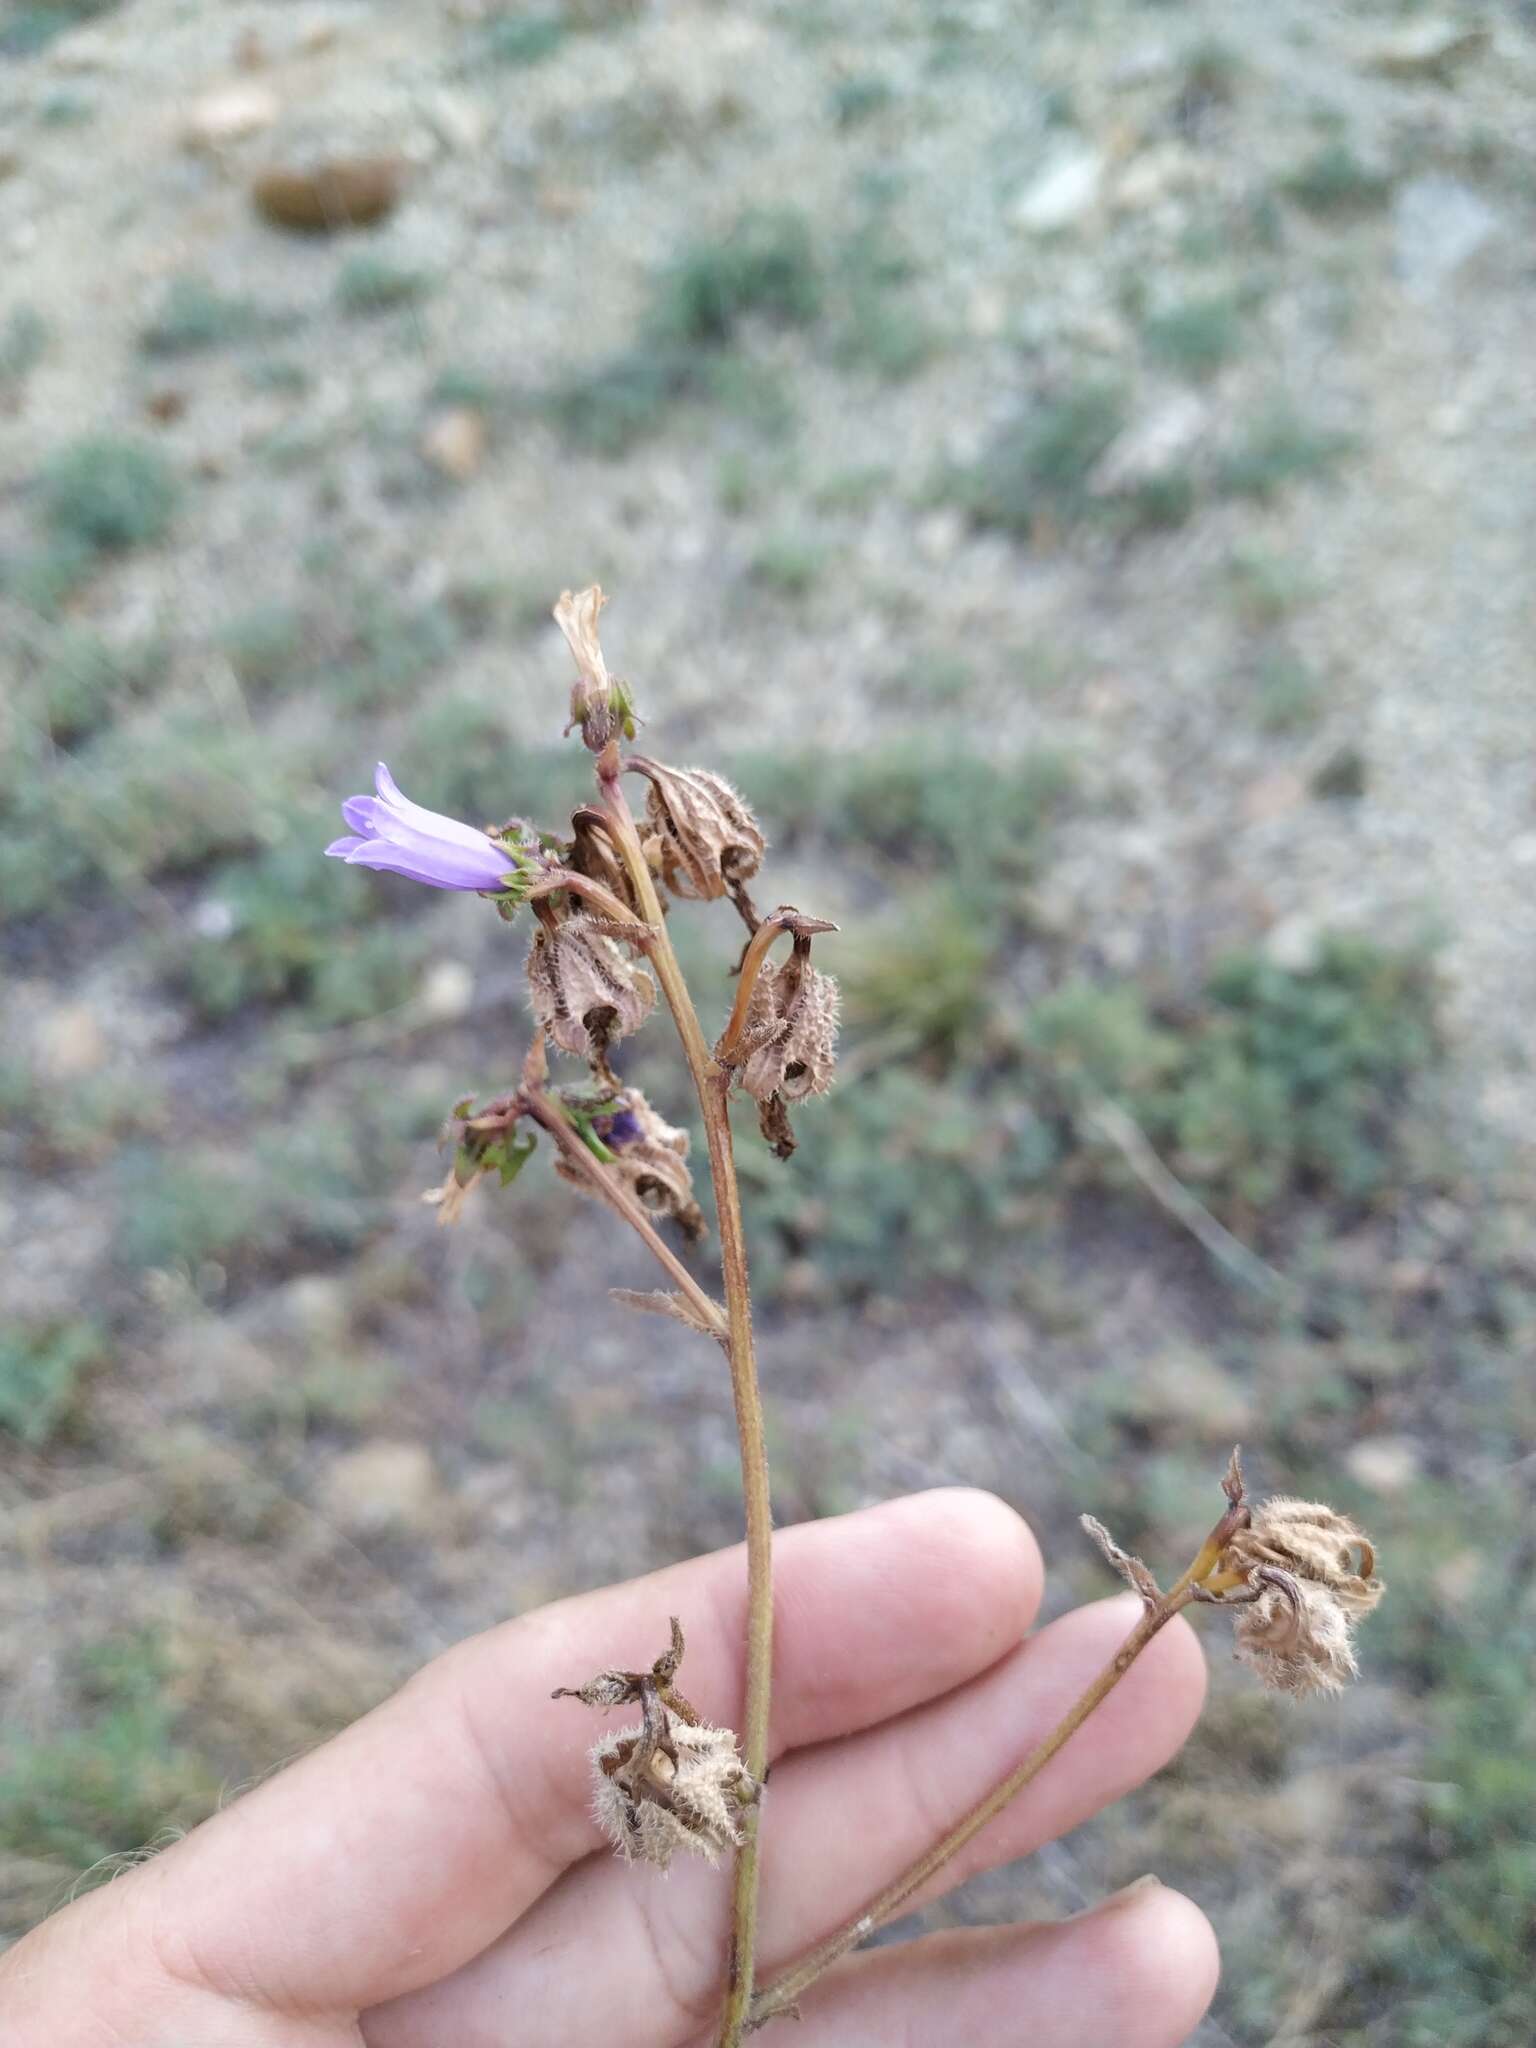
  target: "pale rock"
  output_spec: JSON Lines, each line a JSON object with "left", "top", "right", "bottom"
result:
{"left": 40, "top": 1003, "right": 107, "bottom": 1079}
{"left": 966, "top": 283, "right": 1008, "bottom": 338}
{"left": 50, "top": 29, "right": 114, "bottom": 71}
{"left": 420, "top": 407, "right": 487, "bottom": 481}
{"left": 1010, "top": 143, "right": 1104, "bottom": 233}
{"left": 1242, "top": 770, "right": 1306, "bottom": 825}
{"left": 422, "top": 89, "right": 489, "bottom": 154}
{"left": 184, "top": 83, "right": 280, "bottom": 150}
{"left": 1393, "top": 175, "right": 1499, "bottom": 301}
{"left": 1345, "top": 1435, "right": 1422, "bottom": 1495}
{"left": 1368, "top": 18, "right": 1489, "bottom": 82}
{"left": 420, "top": 959, "right": 475, "bottom": 1021}
{"left": 1112, "top": 141, "right": 1205, "bottom": 213}
{"left": 320, "top": 1442, "right": 438, "bottom": 1536}
{"left": 275, "top": 1273, "right": 350, "bottom": 1346}
{"left": 1264, "top": 912, "right": 1324, "bottom": 973}
{"left": 1111, "top": 41, "right": 1174, "bottom": 88}
{"left": 1090, "top": 391, "right": 1207, "bottom": 496}
{"left": 915, "top": 507, "right": 965, "bottom": 565}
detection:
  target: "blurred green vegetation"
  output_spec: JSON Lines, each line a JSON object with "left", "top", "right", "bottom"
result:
{"left": 0, "top": 1632, "right": 217, "bottom": 1873}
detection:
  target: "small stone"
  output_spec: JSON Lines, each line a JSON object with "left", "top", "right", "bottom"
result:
{"left": 144, "top": 388, "right": 188, "bottom": 423}
{"left": 1242, "top": 770, "right": 1307, "bottom": 825}
{"left": 184, "top": 83, "right": 280, "bottom": 149}
{"left": 40, "top": 1003, "right": 107, "bottom": 1079}
{"left": 419, "top": 406, "right": 487, "bottom": 482}
{"left": 1393, "top": 175, "right": 1499, "bottom": 301}
{"left": 966, "top": 284, "right": 1007, "bottom": 338}
{"left": 1010, "top": 143, "right": 1104, "bottom": 233}
{"left": 1111, "top": 41, "right": 1174, "bottom": 88}
{"left": 320, "top": 1442, "right": 438, "bottom": 1536}
{"left": 252, "top": 156, "right": 406, "bottom": 233}
{"left": 1264, "top": 912, "right": 1324, "bottom": 973}
{"left": 914, "top": 507, "right": 965, "bottom": 565}
{"left": 422, "top": 89, "right": 489, "bottom": 154}
{"left": 1112, "top": 142, "right": 1204, "bottom": 212}
{"left": 1368, "top": 18, "right": 1489, "bottom": 82}
{"left": 419, "top": 959, "right": 475, "bottom": 1020}
{"left": 1090, "top": 391, "right": 1207, "bottom": 496}
{"left": 1345, "top": 1436, "right": 1422, "bottom": 1495}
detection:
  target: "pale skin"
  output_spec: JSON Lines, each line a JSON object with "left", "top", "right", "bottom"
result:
{"left": 0, "top": 1491, "right": 1218, "bottom": 2047}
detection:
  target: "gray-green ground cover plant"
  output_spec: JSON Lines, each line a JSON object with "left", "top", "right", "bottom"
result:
{"left": 323, "top": 586, "right": 1384, "bottom": 2042}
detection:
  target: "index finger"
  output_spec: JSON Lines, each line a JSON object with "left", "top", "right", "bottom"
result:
{"left": 78, "top": 1489, "right": 1042, "bottom": 2016}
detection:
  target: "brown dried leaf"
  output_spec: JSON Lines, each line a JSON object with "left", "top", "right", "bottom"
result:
{"left": 609, "top": 1288, "right": 725, "bottom": 1339}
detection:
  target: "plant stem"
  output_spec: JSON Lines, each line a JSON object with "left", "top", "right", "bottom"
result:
{"left": 597, "top": 765, "right": 775, "bottom": 2048}
{"left": 747, "top": 1583, "right": 1200, "bottom": 2030}
{"left": 519, "top": 1088, "right": 728, "bottom": 1338}
{"left": 527, "top": 869, "right": 652, "bottom": 930}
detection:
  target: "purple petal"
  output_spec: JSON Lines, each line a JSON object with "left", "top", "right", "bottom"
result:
{"left": 341, "top": 795, "right": 378, "bottom": 834}
{"left": 339, "top": 838, "right": 513, "bottom": 891}
{"left": 372, "top": 763, "right": 493, "bottom": 853}
{"left": 325, "top": 835, "right": 370, "bottom": 859}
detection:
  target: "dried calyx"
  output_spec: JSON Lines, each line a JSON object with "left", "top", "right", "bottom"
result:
{"left": 526, "top": 913, "right": 656, "bottom": 1062}
{"left": 633, "top": 759, "right": 766, "bottom": 908}
{"left": 554, "top": 1619, "right": 760, "bottom": 1871}
{"left": 556, "top": 585, "right": 638, "bottom": 753}
{"left": 1084, "top": 1448, "right": 1383, "bottom": 1698}
{"left": 554, "top": 1084, "right": 706, "bottom": 1241}
{"left": 1218, "top": 1496, "right": 1383, "bottom": 1696}
{"left": 738, "top": 941, "right": 840, "bottom": 1107}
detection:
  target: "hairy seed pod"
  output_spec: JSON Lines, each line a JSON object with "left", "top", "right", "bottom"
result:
{"left": 591, "top": 1720, "right": 759, "bottom": 1870}
{"left": 554, "top": 1086, "right": 706, "bottom": 1240}
{"left": 739, "top": 953, "right": 840, "bottom": 1104}
{"left": 526, "top": 917, "right": 655, "bottom": 1059}
{"left": 639, "top": 762, "right": 766, "bottom": 902}
{"left": 1224, "top": 1499, "right": 1381, "bottom": 1614}
{"left": 1220, "top": 1497, "right": 1382, "bottom": 1696}
{"left": 1232, "top": 1571, "right": 1363, "bottom": 1696}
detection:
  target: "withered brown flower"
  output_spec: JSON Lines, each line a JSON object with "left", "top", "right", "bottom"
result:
{"left": 591, "top": 1719, "right": 758, "bottom": 1870}
{"left": 554, "top": 1085, "right": 706, "bottom": 1240}
{"left": 555, "top": 584, "right": 637, "bottom": 751}
{"left": 526, "top": 916, "right": 656, "bottom": 1060}
{"left": 1220, "top": 1496, "right": 1382, "bottom": 1697}
{"left": 554, "top": 1618, "right": 758, "bottom": 1871}
{"left": 738, "top": 952, "right": 840, "bottom": 1105}
{"left": 637, "top": 761, "right": 766, "bottom": 902}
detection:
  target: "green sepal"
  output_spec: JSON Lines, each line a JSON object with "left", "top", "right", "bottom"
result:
{"left": 611, "top": 678, "right": 640, "bottom": 741}
{"left": 480, "top": 1129, "right": 538, "bottom": 1188}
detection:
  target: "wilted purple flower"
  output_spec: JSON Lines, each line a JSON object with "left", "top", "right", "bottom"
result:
{"left": 326, "top": 764, "right": 517, "bottom": 892}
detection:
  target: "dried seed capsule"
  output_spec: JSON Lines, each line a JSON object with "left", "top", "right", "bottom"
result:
{"left": 739, "top": 953, "right": 840, "bottom": 1104}
{"left": 526, "top": 916, "right": 656, "bottom": 1060}
{"left": 554, "top": 1086, "right": 706, "bottom": 1240}
{"left": 638, "top": 761, "right": 766, "bottom": 902}
{"left": 590, "top": 1720, "right": 759, "bottom": 1870}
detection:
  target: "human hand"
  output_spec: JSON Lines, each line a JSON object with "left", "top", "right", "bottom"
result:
{"left": 0, "top": 1491, "right": 1216, "bottom": 2046}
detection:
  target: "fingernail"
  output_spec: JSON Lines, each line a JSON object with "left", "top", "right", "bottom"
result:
{"left": 1074, "top": 1873, "right": 1162, "bottom": 1919}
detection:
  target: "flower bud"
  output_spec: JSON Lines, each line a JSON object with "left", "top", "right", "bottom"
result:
{"left": 526, "top": 916, "right": 656, "bottom": 1060}
{"left": 555, "top": 584, "right": 639, "bottom": 752}
{"left": 637, "top": 760, "right": 766, "bottom": 902}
